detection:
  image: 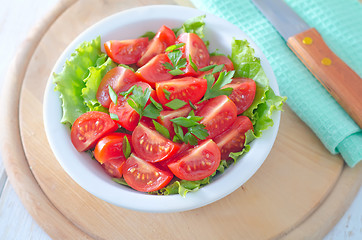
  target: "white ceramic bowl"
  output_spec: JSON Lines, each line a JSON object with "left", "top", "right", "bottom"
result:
{"left": 43, "top": 5, "right": 280, "bottom": 213}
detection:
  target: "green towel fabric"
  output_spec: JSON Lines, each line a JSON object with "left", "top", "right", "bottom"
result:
{"left": 191, "top": 0, "right": 362, "bottom": 167}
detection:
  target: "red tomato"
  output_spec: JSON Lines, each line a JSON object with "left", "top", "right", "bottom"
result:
{"left": 123, "top": 154, "right": 173, "bottom": 192}
{"left": 96, "top": 66, "right": 139, "bottom": 108}
{"left": 104, "top": 38, "right": 149, "bottom": 65}
{"left": 224, "top": 78, "right": 256, "bottom": 114}
{"left": 94, "top": 132, "right": 132, "bottom": 164}
{"left": 177, "top": 33, "right": 209, "bottom": 76}
{"left": 196, "top": 95, "right": 237, "bottom": 139}
{"left": 209, "top": 55, "right": 234, "bottom": 71}
{"left": 155, "top": 77, "right": 207, "bottom": 105}
{"left": 157, "top": 106, "right": 191, "bottom": 138}
{"left": 136, "top": 54, "right": 173, "bottom": 87}
{"left": 214, "top": 116, "right": 254, "bottom": 159}
{"left": 102, "top": 158, "right": 125, "bottom": 178}
{"left": 109, "top": 96, "right": 139, "bottom": 131}
{"left": 70, "top": 111, "right": 118, "bottom": 152}
{"left": 167, "top": 139, "right": 221, "bottom": 181}
{"left": 109, "top": 82, "right": 157, "bottom": 131}
{"left": 132, "top": 122, "right": 180, "bottom": 162}
{"left": 137, "top": 25, "right": 176, "bottom": 67}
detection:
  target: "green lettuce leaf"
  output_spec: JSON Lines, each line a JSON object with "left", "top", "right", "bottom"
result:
{"left": 229, "top": 130, "right": 254, "bottom": 162}
{"left": 174, "top": 15, "right": 206, "bottom": 39}
{"left": 54, "top": 36, "right": 102, "bottom": 125}
{"left": 82, "top": 54, "right": 116, "bottom": 112}
{"left": 230, "top": 39, "right": 286, "bottom": 136}
{"left": 158, "top": 179, "right": 209, "bottom": 197}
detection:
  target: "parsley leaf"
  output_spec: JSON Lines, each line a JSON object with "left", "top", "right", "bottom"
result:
{"left": 165, "top": 43, "right": 185, "bottom": 52}
{"left": 163, "top": 49, "right": 187, "bottom": 76}
{"left": 170, "top": 111, "right": 208, "bottom": 145}
{"left": 165, "top": 99, "right": 187, "bottom": 110}
{"left": 189, "top": 55, "right": 198, "bottom": 72}
{"left": 110, "top": 112, "right": 119, "bottom": 121}
{"left": 153, "top": 120, "right": 171, "bottom": 139}
{"left": 122, "top": 136, "right": 131, "bottom": 159}
{"left": 212, "top": 64, "right": 225, "bottom": 74}
{"left": 108, "top": 85, "right": 118, "bottom": 105}
{"left": 199, "top": 71, "right": 235, "bottom": 103}
{"left": 163, "top": 89, "right": 171, "bottom": 100}
{"left": 199, "top": 64, "right": 217, "bottom": 72}
{"left": 122, "top": 86, "right": 162, "bottom": 120}
{"left": 189, "top": 100, "right": 196, "bottom": 110}
{"left": 140, "top": 31, "right": 156, "bottom": 40}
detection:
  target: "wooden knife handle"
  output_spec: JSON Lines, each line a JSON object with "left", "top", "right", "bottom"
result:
{"left": 287, "top": 28, "right": 362, "bottom": 129}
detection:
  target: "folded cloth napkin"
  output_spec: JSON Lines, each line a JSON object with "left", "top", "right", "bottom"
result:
{"left": 191, "top": 0, "right": 362, "bottom": 167}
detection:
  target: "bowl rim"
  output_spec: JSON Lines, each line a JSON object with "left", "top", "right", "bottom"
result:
{"left": 43, "top": 4, "right": 281, "bottom": 213}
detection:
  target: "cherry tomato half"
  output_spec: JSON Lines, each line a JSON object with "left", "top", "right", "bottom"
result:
{"left": 167, "top": 139, "right": 221, "bottom": 181}
{"left": 209, "top": 55, "right": 234, "bottom": 72}
{"left": 94, "top": 132, "right": 132, "bottom": 164}
{"left": 70, "top": 111, "right": 118, "bottom": 152}
{"left": 136, "top": 54, "right": 173, "bottom": 87}
{"left": 214, "top": 116, "right": 253, "bottom": 160}
{"left": 177, "top": 33, "right": 209, "bottom": 76}
{"left": 104, "top": 38, "right": 149, "bottom": 65}
{"left": 155, "top": 77, "right": 207, "bottom": 105}
{"left": 96, "top": 66, "right": 139, "bottom": 108}
{"left": 137, "top": 25, "right": 176, "bottom": 67}
{"left": 123, "top": 154, "right": 173, "bottom": 192}
{"left": 224, "top": 78, "right": 256, "bottom": 114}
{"left": 196, "top": 95, "right": 237, "bottom": 139}
{"left": 102, "top": 158, "right": 125, "bottom": 178}
{"left": 132, "top": 122, "right": 180, "bottom": 162}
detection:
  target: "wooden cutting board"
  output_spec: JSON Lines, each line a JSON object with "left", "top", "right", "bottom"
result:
{"left": 1, "top": 0, "right": 361, "bottom": 239}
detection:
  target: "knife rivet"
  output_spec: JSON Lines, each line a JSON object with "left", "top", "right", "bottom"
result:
{"left": 302, "top": 37, "right": 313, "bottom": 45}
{"left": 321, "top": 57, "right": 332, "bottom": 66}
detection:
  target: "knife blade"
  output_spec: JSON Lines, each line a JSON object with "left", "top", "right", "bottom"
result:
{"left": 252, "top": 0, "right": 362, "bottom": 129}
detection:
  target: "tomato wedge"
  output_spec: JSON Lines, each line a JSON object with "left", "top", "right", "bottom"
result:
{"left": 177, "top": 33, "right": 209, "bottom": 76}
{"left": 96, "top": 66, "right": 139, "bottom": 108}
{"left": 102, "top": 158, "right": 125, "bottom": 178}
{"left": 132, "top": 122, "right": 180, "bottom": 162}
{"left": 136, "top": 54, "right": 173, "bottom": 87}
{"left": 224, "top": 78, "right": 256, "bottom": 114}
{"left": 123, "top": 154, "right": 173, "bottom": 192}
{"left": 104, "top": 38, "right": 149, "bottom": 64}
{"left": 137, "top": 25, "right": 176, "bottom": 67}
{"left": 157, "top": 106, "right": 191, "bottom": 138}
{"left": 155, "top": 77, "right": 207, "bottom": 105}
{"left": 196, "top": 95, "right": 237, "bottom": 139}
{"left": 94, "top": 133, "right": 132, "bottom": 164}
{"left": 167, "top": 139, "right": 221, "bottom": 181}
{"left": 70, "top": 111, "right": 118, "bottom": 152}
{"left": 209, "top": 55, "right": 234, "bottom": 71}
{"left": 214, "top": 116, "right": 254, "bottom": 160}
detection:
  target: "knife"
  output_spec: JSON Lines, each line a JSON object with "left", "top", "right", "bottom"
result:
{"left": 251, "top": 0, "right": 362, "bottom": 129}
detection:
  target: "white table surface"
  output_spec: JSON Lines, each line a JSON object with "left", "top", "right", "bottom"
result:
{"left": 0, "top": 0, "right": 361, "bottom": 239}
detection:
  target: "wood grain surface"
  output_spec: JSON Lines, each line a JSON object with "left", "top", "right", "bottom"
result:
{"left": 1, "top": 0, "right": 361, "bottom": 239}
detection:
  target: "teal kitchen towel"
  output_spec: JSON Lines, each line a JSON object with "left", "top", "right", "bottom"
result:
{"left": 191, "top": 0, "right": 362, "bottom": 167}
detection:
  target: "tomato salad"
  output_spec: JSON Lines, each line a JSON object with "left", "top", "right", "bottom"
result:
{"left": 53, "top": 15, "right": 285, "bottom": 196}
